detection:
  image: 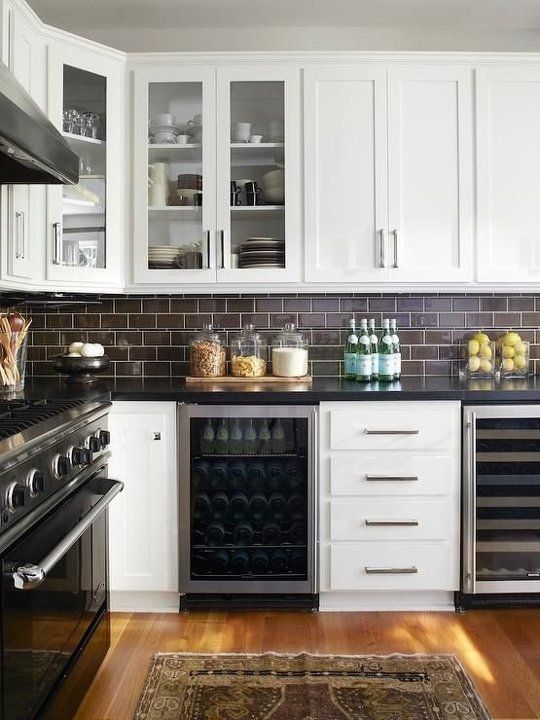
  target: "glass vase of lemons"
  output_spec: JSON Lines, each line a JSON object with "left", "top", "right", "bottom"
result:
{"left": 464, "top": 332, "right": 496, "bottom": 378}
{"left": 498, "top": 332, "right": 530, "bottom": 378}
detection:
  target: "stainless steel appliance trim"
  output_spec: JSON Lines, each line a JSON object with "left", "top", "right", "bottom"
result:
{"left": 365, "top": 519, "right": 419, "bottom": 526}
{"left": 392, "top": 229, "right": 399, "bottom": 268}
{"left": 365, "top": 475, "right": 419, "bottom": 481}
{"left": 364, "top": 429, "right": 419, "bottom": 435}
{"left": 462, "top": 408, "right": 476, "bottom": 594}
{"left": 53, "top": 221, "right": 62, "bottom": 265}
{"left": 378, "top": 229, "right": 385, "bottom": 268}
{"left": 11, "top": 478, "right": 123, "bottom": 590}
{"left": 365, "top": 566, "right": 418, "bottom": 574}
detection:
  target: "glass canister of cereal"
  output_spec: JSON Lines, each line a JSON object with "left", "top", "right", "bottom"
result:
{"left": 230, "top": 324, "right": 267, "bottom": 377}
{"left": 189, "top": 324, "right": 226, "bottom": 378}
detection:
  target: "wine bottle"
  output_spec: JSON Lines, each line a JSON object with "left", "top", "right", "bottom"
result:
{"left": 344, "top": 317, "right": 359, "bottom": 380}
{"left": 248, "top": 492, "right": 268, "bottom": 523}
{"left": 270, "top": 548, "right": 289, "bottom": 573}
{"left": 246, "top": 461, "right": 266, "bottom": 492}
{"left": 250, "top": 549, "right": 270, "bottom": 574}
{"left": 266, "top": 460, "right": 284, "bottom": 491}
{"left": 201, "top": 419, "right": 215, "bottom": 454}
{"left": 209, "top": 491, "right": 229, "bottom": 519}
{"left": 258, "top": 419, "right": 272, "bottom": 453}
{"left": 192, "top": 552, "right": 210, "bottom": 574}
{"left": 268, "top": 492, "right": 289, "bottom": 523}
{"left": 205, "top": 522, "right": 225, "bottom": 546}
{"left": 284, "top": 460, "right": 303, "bottom": 491}
{"left": 229, "top": 418, "right": 243, "bottom": 454}
{"left": 271, "top": 419, "right": 286, "bottom": 454}
{"left": 209, "top": 461, "right": 228, "bottom": 491}
{"left": 193, "top": 492, "right": 211, "bottom": 524}
{"left": 229, "top": 491, "right": 249, "bottom": 522}
{"left": 243, "top": 418, "right": 258, "bottom": 454}
{"left": 289, "top": 549, "right": 306, "bottom": 574}
{"left": 192, "top": 460, "right": 210, "bottom": 491}
{"left": 233, "top": 521, "right": 254, "bottom": 545}
{"left": 378, "top": 318, "right": 394, "bottom": 383}
{"left": 227, "top": 460, "right": 246, "bottom": 491}
{"left": 230, "top": 549, "right": 250, "bottom": 574}
{"left": 261, "top": 522, "right": 282, "bottom": 546}
{"left": 289, "top": 520, "right": 307, "bottom": 544}
{"left": 215, "top": 418, "right": 229, "bottom": 454}
{"left": 212, "top": 549, "right": 230, "bottom": 573}
{"left": 356, "top": 318, "right": 372, "bottom": 382}
{"left": 390, "top": 318, "right": 401, "bottom": 381}
{"left": 288, "top": 493, "right": 306, "bottom": 519}
{"left": 367, "top": 318, "right": 379, "bottom": 381}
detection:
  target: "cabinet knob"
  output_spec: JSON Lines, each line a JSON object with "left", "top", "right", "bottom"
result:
{"left": 153, "top": 432, "right": 161, "bottom": 441}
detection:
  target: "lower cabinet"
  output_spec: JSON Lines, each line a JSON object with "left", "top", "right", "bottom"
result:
{"left": 108, "top": 401, "right": 178, "bottom": 611}
{"left": 318, "top": 401, "right": 461, "bottom": 611}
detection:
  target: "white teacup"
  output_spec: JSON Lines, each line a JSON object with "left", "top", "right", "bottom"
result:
{"left": 249, "top": 135, "right": 263, "bottom": 144}
{"left": 152, "top": 130, "right": 177, "bottom": 144}
{"left": 150, "top": 113, "right": 175, "bottom": 127}
{"left": 232, "top": 122, "right": 251, "bottom": 142}
{"left": 176, "top": 135, "right": 189, "bottom": 145}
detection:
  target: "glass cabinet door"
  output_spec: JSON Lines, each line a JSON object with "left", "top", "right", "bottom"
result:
{"left": 133, "top": 68, "right": 216, "bottom": 284}
{"left": 47, "top": 46, "right": 124, "bottom": 287}
{"left": 216, "top": 68, "right": 300, "bottom": 283}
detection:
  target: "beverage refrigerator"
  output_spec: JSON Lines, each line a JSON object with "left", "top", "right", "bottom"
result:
{"left": 178, "top": 404, "right": 318, "bottom": 609}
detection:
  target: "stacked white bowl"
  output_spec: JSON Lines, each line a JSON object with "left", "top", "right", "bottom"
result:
{"left": 262, "top": 169, "right": 285, "bottom": 205}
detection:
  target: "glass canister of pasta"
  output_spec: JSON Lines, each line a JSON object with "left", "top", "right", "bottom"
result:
{"left": 230, "top": 324, "right": 267, "bottom": 378}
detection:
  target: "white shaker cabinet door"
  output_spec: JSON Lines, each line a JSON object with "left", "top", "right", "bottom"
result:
{"left": 476, "top": 68, "right": 540, "bottom": 283}
{"left": 387, "top": 67, "right": 474, "bottom": 283}
{"left": 304, "top": 66, "right": 390, "bottom": 283}
{"left": 108, "top": 402, "right": 178, "bottom": 595}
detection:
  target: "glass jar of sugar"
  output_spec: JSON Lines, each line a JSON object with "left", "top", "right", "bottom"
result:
{"left": 271, "top": 323, "right": 309, "bottom": 378}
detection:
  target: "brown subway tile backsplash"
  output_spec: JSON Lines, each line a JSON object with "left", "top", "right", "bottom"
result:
{"left": 9, "top": 292, "right": 540, "bottom": 380}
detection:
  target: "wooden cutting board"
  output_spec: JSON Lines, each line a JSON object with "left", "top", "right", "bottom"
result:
{"left": 185, "top": 375, "right": 313, "bottom": 384}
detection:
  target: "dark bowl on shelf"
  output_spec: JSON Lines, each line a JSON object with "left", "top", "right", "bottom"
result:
{"left": 53, "top": 355, "right": 110, "bottom": 384}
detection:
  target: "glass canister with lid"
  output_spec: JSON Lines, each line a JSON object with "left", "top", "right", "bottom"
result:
{"left": 230, "top": 324, "right": 267, "bottom": 377}
{"left": 190, "top": 323, "right": 226, "bottom": 377}
{"left": 271, "top": 323, "right": 309, "bottom": 377}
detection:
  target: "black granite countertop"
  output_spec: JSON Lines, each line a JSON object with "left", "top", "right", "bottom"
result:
{"left": 20, "top": 375, "right": 540, "bottom": 405}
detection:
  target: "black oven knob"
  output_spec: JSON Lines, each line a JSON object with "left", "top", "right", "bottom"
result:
{"left": 54, "top": 455, "right": 71, "bottom": 478}
{"left": 72, "top": 447, "right": 92, "bottom": 466}
{"left": 99, "top": 430, "right": 111, "bottom": 448}
{"left": 26, "top": 470, "right": 45, "bottom": 497}
{"left": 6, "top": 483, "right": 26, "bottom": 511}
{"left": 89, "top": 435, "right": 101, "bottom": 453}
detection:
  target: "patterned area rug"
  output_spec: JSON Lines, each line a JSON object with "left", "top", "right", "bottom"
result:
{"left": 134, "top": 652, "right": 492, "bottom": 719}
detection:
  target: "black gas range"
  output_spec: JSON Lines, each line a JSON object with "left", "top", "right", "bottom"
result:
{"left": 0, "top": 395, "right": 123, "bottom": 720}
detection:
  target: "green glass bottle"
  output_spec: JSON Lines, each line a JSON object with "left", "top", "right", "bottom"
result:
{"left": 378, "top": 318, "right": 394, "bottom": 383}
{"left": 390, "top": 318, "right": 401, "bottom": 381}
{"left": 368, "top": 318, "right": 379, "bottom": 381}
{"left": 356, "top": 319, "right": 372, "bottom": 382}
{"left": 344, "top": 318, "right": 358, "bottom": 380}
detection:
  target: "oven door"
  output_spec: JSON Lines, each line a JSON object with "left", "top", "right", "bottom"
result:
{"left": 1, "top": 475, "right": 123, "bottom": 720}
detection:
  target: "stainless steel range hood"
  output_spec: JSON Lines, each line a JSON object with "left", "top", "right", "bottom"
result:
{"left": 0, "top": 62, "right": 79, "bottom": 185}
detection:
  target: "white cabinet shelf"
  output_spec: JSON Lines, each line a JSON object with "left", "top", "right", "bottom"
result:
{"left": 149, "top": 206, "right": 202, "bottom": 220}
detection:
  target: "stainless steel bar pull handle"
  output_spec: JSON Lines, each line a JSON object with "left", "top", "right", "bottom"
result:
{"left": 11, "top": 479, "right": 124, "bottom": 590}
{"left": 392, "top": 229, "right": 398, "bottom": 268}
{"left": 378, "top": 229, "right": 386, "bottom": 268}
{"left": 15, "top": 211, "right": 23, "bottom": 258}
{"left": 218, "top": 230, "right": 225, "bottom": 269}
{"left": 204, "top": 230, "right": 211, "bottom": 269}
{"left": 365, "top": 475, "right": 419, "bottom": 482}
{"left": 364, "top": 429, "right": 419, "bottom": 436}
{"left": 53, "top": 222, "right": 62, "bottom": 265}
{"left": 365, "top": 566, "right": 418, "bottom": 575}
{"left": 365, "top": 519, "right": 419, "bottom": 526}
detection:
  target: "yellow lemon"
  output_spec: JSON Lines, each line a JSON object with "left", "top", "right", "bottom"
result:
{"left": 514, "top": 341, "right": 527, "bottom": 356}
{"left": 502, "top": 358, "right": 515, "bottom": 372}
{"left": 502, "top": 345, "right": 515, "bottom": 359}
{"left": 502, "top": 332, "right": 520, "bottom": 347}
{"left": 514, "top": 355, "right": 528, "bottom": 370}
{"left": 480, "top": 359, "right": 492, "bottom": 373}
{"left": 468, "top": 339, "right": 480, "bottom": 356}
{"left": 473, "top": 332, "right": 490, "bottom": 345}
{"left": 468, "top": 356, "right": 481, "bottom": 373}
{"left": 479, "top": 345, "right": 492, "bottom": 359}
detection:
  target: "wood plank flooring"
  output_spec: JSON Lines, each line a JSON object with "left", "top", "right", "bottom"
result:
{"left": 74, "top": 609, "right": 540, "bottom": 720}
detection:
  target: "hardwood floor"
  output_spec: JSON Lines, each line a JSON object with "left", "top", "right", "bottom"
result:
{"left": 74, "top": 609, "right": 540, "bottom": 720}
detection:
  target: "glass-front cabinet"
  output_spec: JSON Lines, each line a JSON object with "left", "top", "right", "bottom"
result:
{"left": 133, "top": 65, "right": 300, "bottom": 285}
{"left": 46, "top": 45, "right": 124, "bottom": 287}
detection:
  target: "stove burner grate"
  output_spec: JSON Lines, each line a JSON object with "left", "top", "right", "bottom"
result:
{"left": 0, "top": 399, "right": 88, "bottom": 440}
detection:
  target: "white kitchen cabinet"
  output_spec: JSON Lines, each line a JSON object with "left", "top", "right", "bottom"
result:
{"left": 107, "top": 402, "right": 178, "bottom": 612}
{"left": 304, "top": 66, "right": 389, "bottom": 284}
{"left": 476, "top": 67, "right": 540, "bottom": 283}
{"left": 304, "top": 65, "right": 473, "bottom": 285}
{"left": 46, "top": 41, "right": 125, "bottom": 289}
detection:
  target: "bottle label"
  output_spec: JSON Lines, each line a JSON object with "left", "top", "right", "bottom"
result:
{"left": 379, "top": 354, "right": 393, "bottom": 376}
{"left": 357, "top": 355, "right": 371, "bottom": 378}
{"left": 359, "top": 336, "right": 370, "bottom": 346}
{"left": 347, "top": 334, "right": 358, "bottom": 345}
{"left": 371, "top": 352, "right": 379, "bottom": 375}
{"left": 344, "top": 353, "right": 357, "bottom": 375}
{"left": 382, "top": 335, "right": 393, "bottom": 345}
{"left": 394, "top": 352, "right": 402, "bottom": 376}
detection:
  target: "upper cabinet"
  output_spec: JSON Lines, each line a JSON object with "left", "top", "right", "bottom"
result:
{"left": 132, "top": 64, "right": 300, "bottom": 286}
{"left": 304, "top": 65, "right": 474, "bottom": 285}
{"left": 476, "top": 67, "right": 540, "bottom": 283}
{"left": 46, "top": 42, "right": 125, "bottom": 289}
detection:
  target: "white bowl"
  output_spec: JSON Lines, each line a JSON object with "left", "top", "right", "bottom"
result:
{"left": 262, "top": 169, "right": 284, "bottom": 187}
{"left": 151, "top": 130, "right": 177, "bottom": 144}
{"left": 263, "top": 187, "right": 285, "bottom": 204}
{"left": 150, "top": 113, "right": 175, "bottom": 127}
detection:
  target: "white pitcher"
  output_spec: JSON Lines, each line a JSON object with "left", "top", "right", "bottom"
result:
{"left": 148, "top": 163, "right": 169, "bottom": 206}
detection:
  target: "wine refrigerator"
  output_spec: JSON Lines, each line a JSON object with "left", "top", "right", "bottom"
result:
{"left": 460, "top": 404, "right": 540, "bottom": 608}
{"left": 178, "top": 404, "right": 318, "bottom": 608}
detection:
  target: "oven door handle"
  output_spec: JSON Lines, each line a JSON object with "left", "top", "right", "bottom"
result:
{"left": 10, "top": 479, "right": 124, "bottom": 591}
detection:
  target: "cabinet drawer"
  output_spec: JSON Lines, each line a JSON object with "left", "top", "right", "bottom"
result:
{"left": 329, "top": 499, "right": 453, "bottom": 541}
{"left": 329, "top": 403, "right": 456, "bottom": 451}
{"left": 329, "top": 455, "right": 455, "bottom": 496}
{"left": 330, "top": 543, "right": 457, "bottom": 591}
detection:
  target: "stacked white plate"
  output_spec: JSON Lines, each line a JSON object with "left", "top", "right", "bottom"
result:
{"left": 148, "top": 245, "right": 182, "bottom": 268}
{"left": 238, "top": 237, "right": 285, "bottom": 268}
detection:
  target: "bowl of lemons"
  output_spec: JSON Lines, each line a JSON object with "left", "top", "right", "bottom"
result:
{"left": 498, "top": 331, "right": 530, "bottom": 378}
{"left": 465, "top": 332, "right": 496, "bottom": 377}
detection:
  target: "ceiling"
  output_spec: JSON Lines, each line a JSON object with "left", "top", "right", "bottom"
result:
{"left": 26, "top": 0, "right": 540, "bottom": 31}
